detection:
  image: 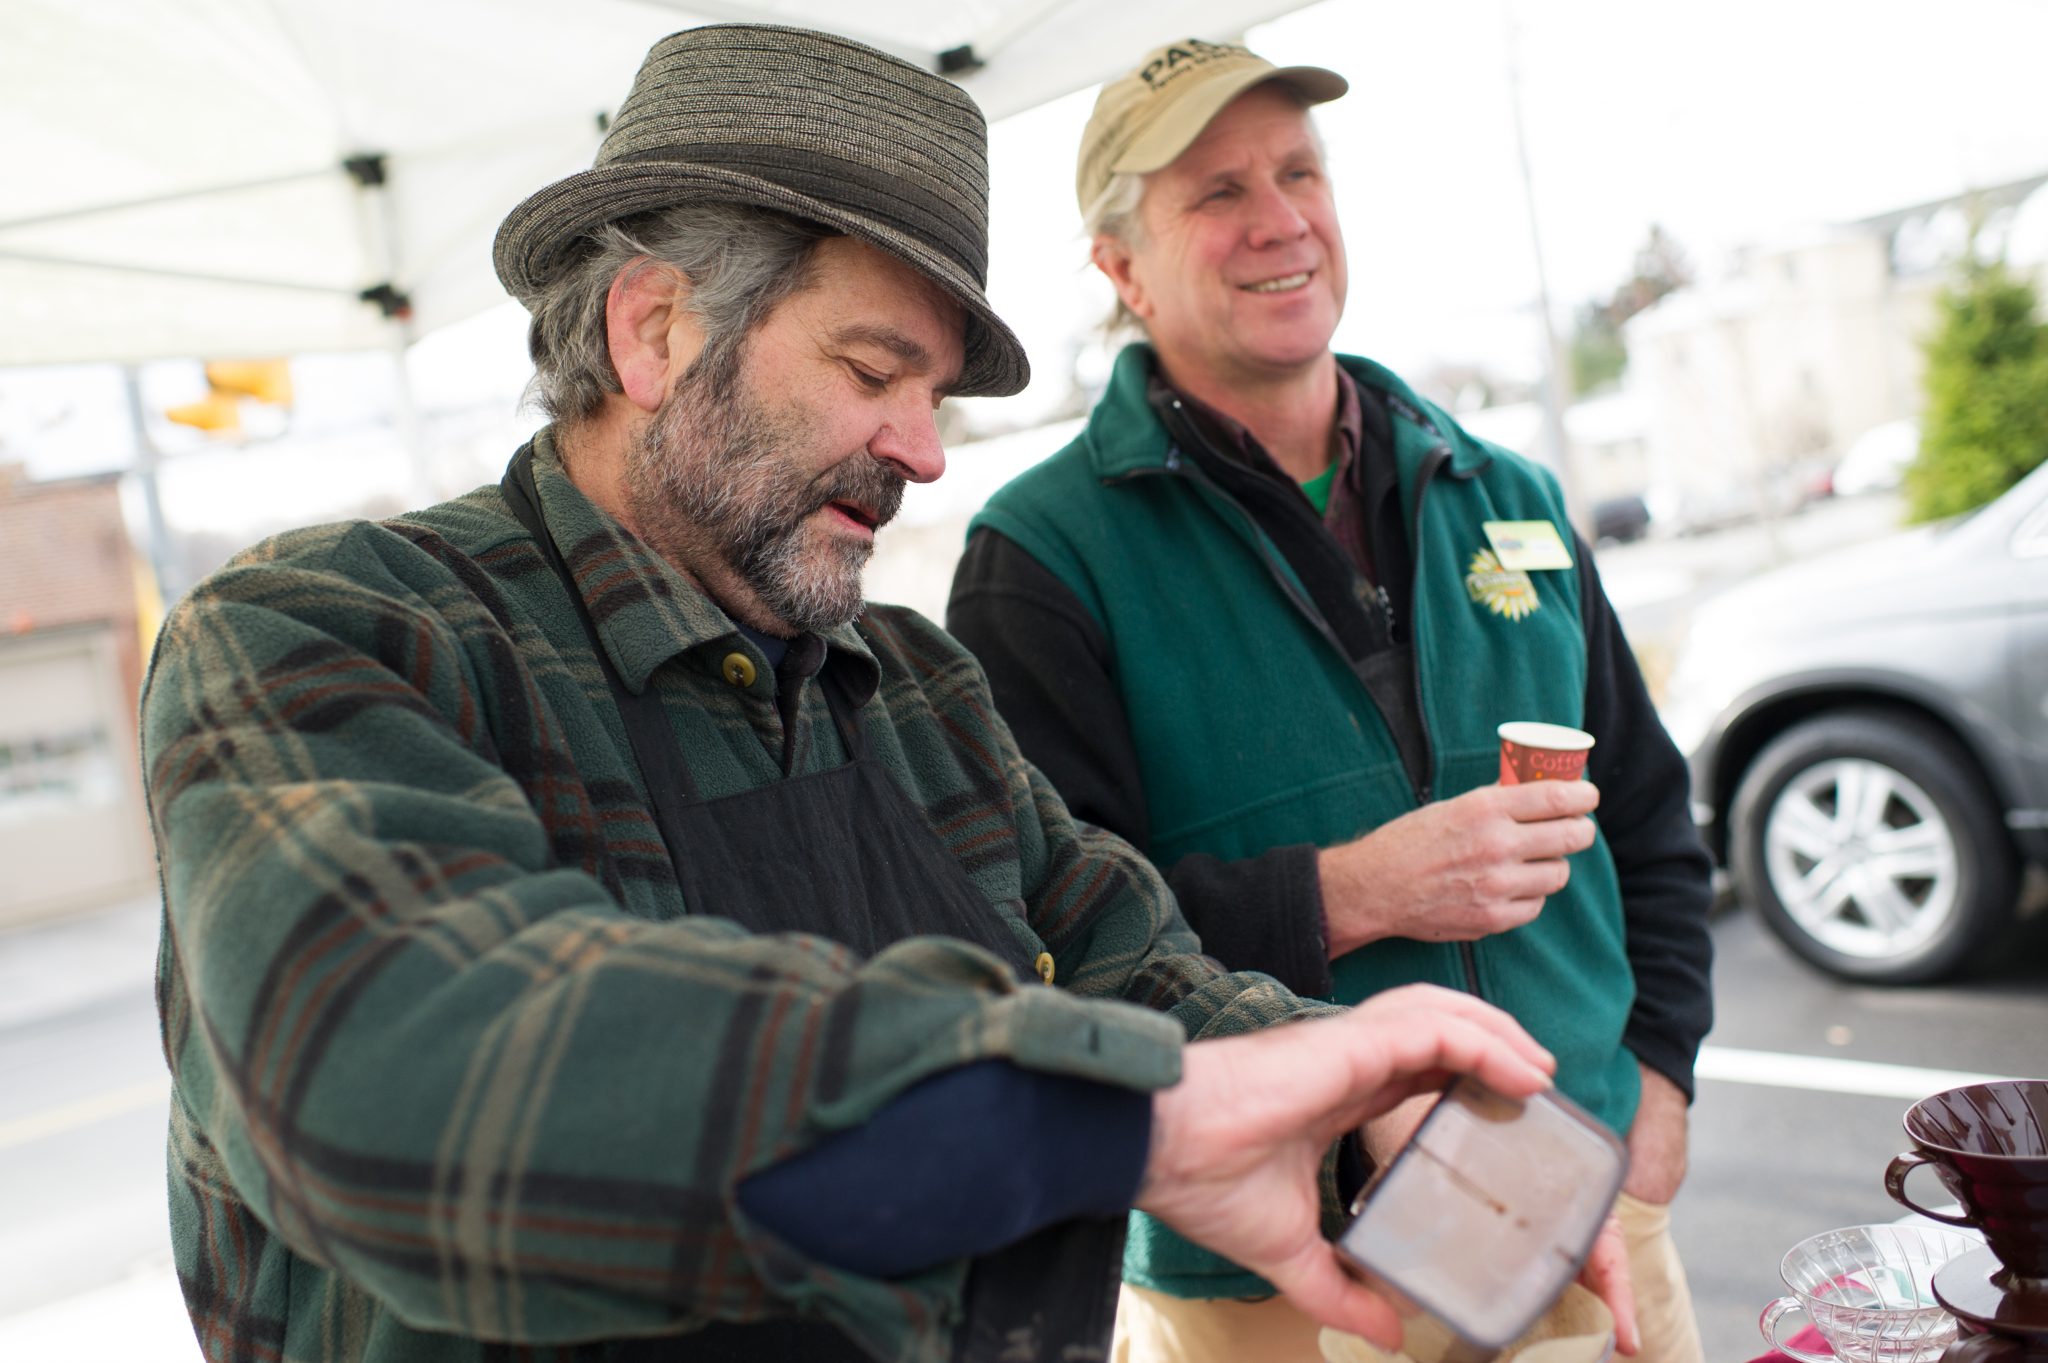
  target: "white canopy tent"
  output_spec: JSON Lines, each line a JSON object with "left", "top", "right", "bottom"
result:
{"left": 2, "top": 0, "right": 1318, "bottom": 368}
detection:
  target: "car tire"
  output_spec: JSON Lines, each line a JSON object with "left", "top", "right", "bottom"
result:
{"left": 1729, "top": 710, "right": 2018, "bottom": 984}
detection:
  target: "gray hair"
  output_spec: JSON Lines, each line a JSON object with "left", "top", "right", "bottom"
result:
{"left": 1083, "top": 171, "right": 1151, "bottom": 339}
{"left": 524, "top": 202, "right": 831, "bottom": 423}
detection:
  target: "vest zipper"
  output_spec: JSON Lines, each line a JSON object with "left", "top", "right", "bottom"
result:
{"left": 1142, "top": 403, "right": 1360, "bottom": 680}
{"left": 1401, "top": 443, "right": 1480, "bottom": 995}
{"left": 1173, "top": 448, "right": 1357, "bottom": 656}
{"left": 1404, "top": 444, "right": 1453, "bottom": 810}
{"left": 1127, "top": 403, "right": 1482, "bottom": 999}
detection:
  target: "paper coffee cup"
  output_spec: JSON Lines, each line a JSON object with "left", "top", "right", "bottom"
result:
{"left": 1498, "top": 722, "right": 1595, "bottom": 786}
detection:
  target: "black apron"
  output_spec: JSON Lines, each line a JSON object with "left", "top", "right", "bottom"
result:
{"left": 500, "top": 447, "right": 1124, "bottom": 1363}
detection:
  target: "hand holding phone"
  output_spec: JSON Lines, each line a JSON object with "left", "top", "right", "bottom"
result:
{"left": 1334, "top": 1078, "right": 1627, "bottom": 1361}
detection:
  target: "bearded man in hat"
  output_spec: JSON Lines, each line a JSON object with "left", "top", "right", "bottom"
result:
{"left": 139, "top": 23, "right": 1568, "bottom": 1363}
{"left": 946, "top": 36, "right": 1715, "bottom": 1363}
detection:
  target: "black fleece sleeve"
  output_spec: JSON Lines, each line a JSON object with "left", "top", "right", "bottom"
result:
{"left": 738, "top": 1059, "right": 1150, "bottom": 1278}
{"left": 947, "top": 528, "right": 1335, "bottom": 998}
{"left": 1575, "top": 535, "right": 1716, "bottom": 1101}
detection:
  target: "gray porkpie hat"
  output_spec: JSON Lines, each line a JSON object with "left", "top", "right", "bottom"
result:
{"left": 494, "top": 24, "right": 1029, "bottom": 398}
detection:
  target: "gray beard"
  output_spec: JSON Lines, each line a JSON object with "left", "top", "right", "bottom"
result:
{"left": 625, "top": 360, "right": 905, "bottom": 634}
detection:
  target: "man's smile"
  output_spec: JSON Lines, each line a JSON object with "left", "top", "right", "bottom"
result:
{"left": 1240, "top": 270, "right": 1313, "bottom": 295}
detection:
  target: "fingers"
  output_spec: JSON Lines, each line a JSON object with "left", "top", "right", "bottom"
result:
{"left": 1459, "top": 784, "right": 1597, "bottom": 871}
{"left": 1518, "top": 813, "right": 1597, "bottom": 860}
{"left": 1352, "top": 981, "right": 1524, "bottom": 1039}
{"left": 1399, "top": 1012, "right": 1554, "bottom": 1103}
{"left": 1494, "top": 778, "right": 1600, "bottom": 820}
{"left": 1348, "top": 986, "right": 1557, "bottom": 1099}
{"left": 1364, "top": 984, "right": 1553, "bottom": 1069}
{"left": 1578, "top": 1214, "right": 1640, "bottom": 1356}
{"left": 1274, "top": 1007, "right": 1553, "bottom": 1146}
{"left": 1267, "top": 1245, "right": 1407, "bottom": 1349}
{"left": 1493, "top": 800, "right": 1593, "bottom": 868}
{"left": 1481, "top": 858, "right": 1572, "bottom": 905}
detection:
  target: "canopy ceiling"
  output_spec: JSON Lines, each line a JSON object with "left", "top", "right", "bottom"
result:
{"left": 2, "top": 0, "right": 1315, "bottom": 366}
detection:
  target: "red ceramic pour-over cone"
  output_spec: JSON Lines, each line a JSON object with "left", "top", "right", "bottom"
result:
{"left": 1884, "top": 1081, "right": 2048, "bottom": 1363}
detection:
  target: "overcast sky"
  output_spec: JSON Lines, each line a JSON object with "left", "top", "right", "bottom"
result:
{"left": 978, "top": 0, "right": 2048, "bottom": 423}
{"left": 5, "top": 0, "right": 2048, "bottom": 535}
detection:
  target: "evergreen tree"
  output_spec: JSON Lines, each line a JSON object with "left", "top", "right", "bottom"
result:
{"left": 1908, "top": 256, "right": 2048, "bottom": 521}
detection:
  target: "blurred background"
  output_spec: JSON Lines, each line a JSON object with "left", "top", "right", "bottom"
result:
{"left": 3, "top": 0, "right": 2046, "bottom": 1358}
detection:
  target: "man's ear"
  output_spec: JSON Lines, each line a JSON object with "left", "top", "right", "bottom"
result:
{"left": 605, "top": 259, "right": 706, "bottom": 413}
{"left": 1091, "top": 234, "right": 1151, "bottom": 323}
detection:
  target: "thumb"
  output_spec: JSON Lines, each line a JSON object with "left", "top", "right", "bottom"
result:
{"left": 1267, "top": 1246, "right": 1408, "bottom": 1351}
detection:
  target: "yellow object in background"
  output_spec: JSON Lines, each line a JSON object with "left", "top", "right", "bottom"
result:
{"left": 164, "top": 358, "right": 292, "bottom": 435}
{"left": 163, "top": 390, "right": 242, "bottom": 434}
{"left": 203, "top": 359, "right": 293, "bottom": 408}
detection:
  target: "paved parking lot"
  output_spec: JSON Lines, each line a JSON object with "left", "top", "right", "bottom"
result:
{"left": 1676, "top": 895, "right": 2048, "bottom": 1361}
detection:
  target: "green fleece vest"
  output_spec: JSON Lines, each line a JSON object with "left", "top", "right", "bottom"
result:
{"left": 971, "top": 347, "right": 1640, "bottom": 1299}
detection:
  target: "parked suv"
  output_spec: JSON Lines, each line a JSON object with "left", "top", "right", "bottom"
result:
{"left": 1662, "top": 460, "right": 2048, "bottom": 982}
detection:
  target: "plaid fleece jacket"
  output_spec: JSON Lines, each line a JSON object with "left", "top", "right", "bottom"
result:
{"left": 142, "top": 429, "right": 1309, "bottom": 1363}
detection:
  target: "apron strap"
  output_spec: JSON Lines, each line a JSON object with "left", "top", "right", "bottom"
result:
{"left": 819, "top": 657, "right": 869, "bottom": 762}
{"left": 500, "top": 446, "right": 702, "bottom": 861}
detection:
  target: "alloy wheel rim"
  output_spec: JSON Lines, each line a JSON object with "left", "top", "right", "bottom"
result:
{"left": 1762, "top": 757, "right": 1960, "bottom": 961}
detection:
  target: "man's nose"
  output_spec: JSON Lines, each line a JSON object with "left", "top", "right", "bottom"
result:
{"left": 1246, "top": 183, "right": 1310, "bottom": 248}
{"left": 868, "top": 400, "right": 947, "bottom": 484}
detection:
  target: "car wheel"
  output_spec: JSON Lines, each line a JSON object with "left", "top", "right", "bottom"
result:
{"left": 1729, "top": 710, "right": 2018, "bottom": 983}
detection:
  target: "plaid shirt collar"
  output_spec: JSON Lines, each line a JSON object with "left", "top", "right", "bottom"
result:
{"left": 526, "top": 426, "right": 875, "bottom": 695}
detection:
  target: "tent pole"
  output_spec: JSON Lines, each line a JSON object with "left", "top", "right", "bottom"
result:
{"left": 346, "top": 154, "right": 435, "bottom": 510}
{"left": 121, "top": 366, "right": 181, "bottom": 603}
{"left": 1501, "top": 0, "right": 1588, "bottom": 539}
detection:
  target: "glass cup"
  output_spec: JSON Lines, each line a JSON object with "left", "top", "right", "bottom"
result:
{"left": 1759, "top": 1224, "right": 1981, "bottom": 1362}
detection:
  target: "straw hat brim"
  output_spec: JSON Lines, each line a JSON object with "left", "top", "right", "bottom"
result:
{"left": 495, "top": 160, "right": 1030, "bottom": 399}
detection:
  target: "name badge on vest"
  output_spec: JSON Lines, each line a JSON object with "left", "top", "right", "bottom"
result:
{"left": 1482, "top": 520, "right": 1574, "bottom": 571}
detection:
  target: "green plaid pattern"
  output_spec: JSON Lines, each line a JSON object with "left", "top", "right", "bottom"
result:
{"left": 143, "top": 430, "right": 1308, "bottom": 1363}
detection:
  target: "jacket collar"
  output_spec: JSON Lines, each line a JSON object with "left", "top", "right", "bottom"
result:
{"left": 523, "top": 428, "right": 874, "bottom": 695}
{"left": 1080, "top": 343, "right": 1495, "bottom": 481}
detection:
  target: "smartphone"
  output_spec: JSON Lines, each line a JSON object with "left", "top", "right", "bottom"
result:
{"left": 1334, "top": 1077, "right": 1627, "bottom": 1360}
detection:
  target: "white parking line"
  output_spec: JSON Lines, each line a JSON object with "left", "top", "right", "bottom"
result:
{"left": 0, "top": 1048, "right": 2011, "bottom": 1158}
{"left": 0, "top": 1077, "right": 170, "bottom": 1153}
{"left": 1696, "top": 1045, "right": 2012, "bottom": 1098}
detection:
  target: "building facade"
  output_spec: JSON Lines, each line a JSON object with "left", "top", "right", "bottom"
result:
{"left": 1623, "top": 173, "right": 2048, "bottom": 530}
{"left": 0, "top": 465, "right": 157, "bottom": 926}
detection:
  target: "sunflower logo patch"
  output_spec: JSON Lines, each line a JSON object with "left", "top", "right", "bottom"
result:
{"left": 1465, "top": 549, "right": 1541, "bottom": 620}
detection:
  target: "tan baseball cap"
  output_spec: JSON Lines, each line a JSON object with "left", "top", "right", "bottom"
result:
{"left": 1076, "top": 37, "right": 1347, "bottom": 217}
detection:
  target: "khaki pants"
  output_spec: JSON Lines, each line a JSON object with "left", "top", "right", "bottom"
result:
{"left": 1110, "top": 1192, "right": 1704, "bottom": 1363}
{"left": 1611, "top": 1192, "right": 1703, "bottom": 1363}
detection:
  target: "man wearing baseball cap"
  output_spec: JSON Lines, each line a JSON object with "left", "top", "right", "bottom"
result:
{"left": 140, "top": 23, "right": 1566, "bottom": 1363}
{"left": 949, "top": 37, "right": 1713, "bottom": 1363}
